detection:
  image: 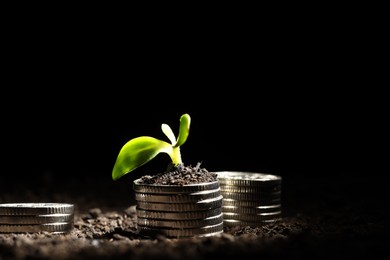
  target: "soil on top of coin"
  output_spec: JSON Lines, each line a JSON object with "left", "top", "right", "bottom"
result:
{"left": 138, "top": 162, "right": 218, "bottom": 185}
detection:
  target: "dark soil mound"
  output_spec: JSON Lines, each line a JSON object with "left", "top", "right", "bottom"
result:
{"left": 138, "top": 163, "right": 218, "bottom": 185}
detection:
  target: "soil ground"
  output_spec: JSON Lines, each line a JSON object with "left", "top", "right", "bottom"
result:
{"left": 0, "top": 171, "right": 388, "bottom": 260}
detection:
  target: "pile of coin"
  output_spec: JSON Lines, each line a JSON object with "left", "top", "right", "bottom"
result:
{"left": 0, "top": 203, "right": 74, "bottom": 234}
{"left": 216, "top": 171, "right": 282, "bottom": 227}
{"left": 133, "top": 179, "right": 224, "bottom": 238}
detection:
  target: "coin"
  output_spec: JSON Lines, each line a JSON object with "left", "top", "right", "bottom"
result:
{"left": 134, "top": 188, "right": 221, "bottom": 203}
{"left": 0, "top": 214, "right": 74, "bottom": 224}
{"left": 222, "top": 205, "right": 281, "bottom": 214}
{"left": 222, "top": 198, "right": 281, "bottom": 207}
{"left": 221, "top": 192, "right": 281, "bottom": 202}
{"left": 136, "top": 207, "right": 222, "bottom": 220}
{"left": 223, "top": 211, "right": 282, "bottom": 221}
{"left": 217, "top": 171, "right": 282, "bottom": 186}
{"left": 0, "top": 203, "right": 75, "bottom": 234}
{"left": 0, "top": 222, "right": 74, "bottom": 233}
{"left": 137, "top": 213, "right": 223, "bottom": 229}
{"left": 136, "top": 195, "right": 223, "bottom": 212}
{"left": 223, "top": 218, "right": 281, "bottom": 227}
{"left": 0, "top": 203, "right": 74, "bottom": 215}
{"left": 133, "top": 179, "right": 220, "bottom": 194}
{"left": 220, "top": 185, "right": 281, "bottom": 193}
{"left": 133, "top": 179, "right": 223, "bottom": 238}
{"left": 216, "top": 171, "right": 283, "bottom": 227}
{"left": 217, "top": 171, "right": 282, "bottom": 181}
{"left": 137, "top": 222, "right": 224, "bottom": 238}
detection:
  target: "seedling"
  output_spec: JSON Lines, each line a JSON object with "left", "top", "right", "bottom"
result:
{"left": 112, "top": 113, "right": 191, "bottom": 181}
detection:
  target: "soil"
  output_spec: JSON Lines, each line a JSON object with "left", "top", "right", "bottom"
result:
{"left": 0, "top": 166, "right": 388, "bottom": 260}
{"left": 139, "top": 163, "right": 218, "bottom": 185}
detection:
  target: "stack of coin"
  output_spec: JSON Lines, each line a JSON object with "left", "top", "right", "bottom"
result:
{"left": 216, "top": 171, "right": 282, "bottom": 227}
{"left": 0, "top": 203, "right": 74, "bottom": 234}
{"left": 133, "top": 179, "right": 223, "bottom": 238}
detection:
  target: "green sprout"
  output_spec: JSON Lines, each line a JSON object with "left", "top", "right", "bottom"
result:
{"left": 112, "top": 113, "right": 191, "bottom": 181}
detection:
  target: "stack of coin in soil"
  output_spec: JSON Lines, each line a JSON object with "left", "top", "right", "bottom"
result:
{"left": 0, "top": 203, "right": 74, "bottom": 234}
{"left": 216, "top": 171, "right": 282, "bottom": 227}
{"left": 133, "top": 179, "right": 223, "bottom": 238}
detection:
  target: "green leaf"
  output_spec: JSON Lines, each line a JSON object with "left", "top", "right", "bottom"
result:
{"left": 161, "top": 123, "right": 176, "bottom": 145}
{"left": 112, "top": 136, "right": 172, "bottom": 180}
{"left": 174, "top": 113, "right": 191, "bottom": 147}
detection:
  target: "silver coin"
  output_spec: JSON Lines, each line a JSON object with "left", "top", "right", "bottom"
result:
{"left": 136, "top": 195, "right": 223, "bottom": 212}
{"left": 222, "top": 198, "right": 280, "bottom": 207}
{"left": 217, "top": 171, "right": 282, "bottom": 181}
{"left": 220, "top": 185, "right": 281, "bottom": 193}
{"left": 135, "top": 188, "right": 221, "bottom": 203}
{"left": 0, "top": 203, "right": 74, "bottom": 216}
{"left": 137, "top": 213, "right": 223, "bottom": 228}
{"left": 0, "top": 222, "right": 74, "bottom": 233}
{"left": 218, "top": 179, "right": 281, "bottom": 187}
{"left": 0, "top": 214, "right": 74, "bottom": 224}
{"left": 136, "top": 207, "right": 222, "bottom": 220}
{"left": 223, "top": 211, "right": 282, "bottom": 221}
{"left": 137, "top": 222, "right": 224, "bottom": 238}
{"left": 133, "top": 179, "right": 220, "bottom": 194}
{"left": 223, "top": 218, "right": 281, "bottom": 227}
{"left": 221, "top": 191, "right": 281, "bottom": 201}
{"left": 222, "top": 205, "right": 281, "bottom": 214}
{"left": 217, "top": 171, "right": 282, "bottom": 186}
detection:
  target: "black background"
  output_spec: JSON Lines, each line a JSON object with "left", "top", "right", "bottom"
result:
{"left": 0, "top": 9, "right": 384, "bottom": 194}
